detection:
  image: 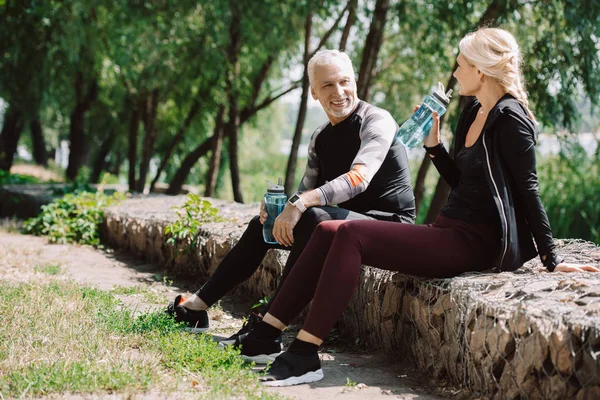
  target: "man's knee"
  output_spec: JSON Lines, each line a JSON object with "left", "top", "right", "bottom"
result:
{"left": 245, "top": 215, "right": 264, "bottom": 235}
{"left": 297, "top": 207, "right": 330, "bottom": 228}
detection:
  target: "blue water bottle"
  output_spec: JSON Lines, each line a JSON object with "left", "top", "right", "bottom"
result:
{"left": 397, "top": 82, "right": 453, "bottom": 148}
{"left": 263, "top": 178, "right": 287, "bottom": 244}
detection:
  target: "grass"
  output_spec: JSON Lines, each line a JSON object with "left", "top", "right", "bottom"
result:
{"left": 34, "top": 263, "right": 63, "bottom": 275}
{"left": 0, "top": 280, "right": 283, "bottom": 399}
{"left": 110, "top": 284, "right": 169, "bottom": 304}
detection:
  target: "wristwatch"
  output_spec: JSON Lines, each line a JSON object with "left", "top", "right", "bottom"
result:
{"left": 288, "top": 194, "right": 307, "bottom": 213}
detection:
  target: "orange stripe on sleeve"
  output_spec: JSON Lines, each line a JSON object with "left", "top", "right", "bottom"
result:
{"left": 346, "top": 165, "right": 368, "bottom": 188}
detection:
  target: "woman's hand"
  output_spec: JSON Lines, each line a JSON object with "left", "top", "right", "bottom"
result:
{"left": 554, "top": 262, "right": 600, "bottom": 273}
{"left": 411, "top": 104, "right": 440, "bottom": 148}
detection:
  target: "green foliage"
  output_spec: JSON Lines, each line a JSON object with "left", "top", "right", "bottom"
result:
{"left": 252, "top": 296, "right": 270, "bottom": 311}
{"left": 22, "top": 190, "right": 125, "bottom": 246}
{"left": 538, "top": 142, "right": 600, "bottom": 244}
{"left": 0, "top": 170, "right": 41, "bottom": 184}
{"left": 50, "top": 181, "right": 95, "bottom": 196}
{"left": 164, "top": 193, "right": 224, "bottom": 251}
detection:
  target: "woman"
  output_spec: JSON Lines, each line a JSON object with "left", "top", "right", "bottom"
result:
{"left": 236, "top": 28, "right": 600, "bottom": 387}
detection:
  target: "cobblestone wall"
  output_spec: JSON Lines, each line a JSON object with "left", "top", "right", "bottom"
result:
{"left": 100, "top": 195, "right": 600, "bottom": 399}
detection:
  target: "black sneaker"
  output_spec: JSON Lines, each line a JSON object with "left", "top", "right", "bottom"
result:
{"left": 220, "top": 312, "right": 263, "bottom": 346}
{"left": 235, "top": 331, "right": 282, "bottom": 364}
{"left": 165, "top": 295, "right": 209, "bottom": 333}
{"left": 260, "top": 351, "right": 323, "bottom": 387}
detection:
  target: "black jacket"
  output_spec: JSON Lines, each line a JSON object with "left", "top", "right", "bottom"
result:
{"left": 428, "top": 94, "right": 561, "bottom": 272}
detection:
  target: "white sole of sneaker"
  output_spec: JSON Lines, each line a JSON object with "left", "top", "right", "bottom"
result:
{"left": 241, "top": 352, "right": 283, "bottom": 364}
{"left": 218, "top": 339, "right": 235, "bottom": 347}
{"left": 261, "top": 369, "right": 324, "bottom": 387}
{"left": 185, "top": 327, "right": 209, "bottom": 333}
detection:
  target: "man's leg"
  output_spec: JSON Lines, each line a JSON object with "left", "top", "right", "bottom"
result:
{"left": 186, "top": 216, "right": 280, "bottom": 309}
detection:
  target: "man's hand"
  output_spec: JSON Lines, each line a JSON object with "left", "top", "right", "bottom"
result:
{"left": 259, "top": 199, "right": 268, "bottom": 224}
{"left": 273, "top": 204, "right": 302, "bottom": 247}
{"left": 554, "top": 262, "right": 600, "bottom": 273}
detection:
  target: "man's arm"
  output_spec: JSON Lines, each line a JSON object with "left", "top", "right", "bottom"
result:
{"left": 314, "top": 109, "right": 397, "bottom": 205}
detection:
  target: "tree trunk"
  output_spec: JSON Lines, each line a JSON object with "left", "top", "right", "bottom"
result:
{"left": 339, "top": 0, "right": 357, "bottom": 51}
{"left": 205, "top": 106, "right": 227, "bottom": 197}
{"left": 413, "top": 155, "right": 431, "bottom": 215}
{"left": 284, "top": 12, "right": 313, "bottom": 195}
{"left": 166, "top": 136, "right": 214, "bottom": 195}
{"left": 226, "top": 0, "right": 244, "bottom": 203}
{"left": 128, "top": 101, "right": 142, "bottom": 191}
{"left": 149, "top": 84, "right": 213, "bottom": 192}
{"left": 0, "top": 106, "right": 25, "bottom": 171}
{"left": 30, "top": 118, "right": 47, "bottom": 166}
{"left": 421, "top": 0, "right": 517, "bottom": 221}
{"left": 357, "top": 0, "right": 390, "bottom": 101}
{"left": 90, "top": 129, "right": 116, "bottom": 183}
{"left": 66, "top": 73, "right": 98, "bottom": 181}
{"left": 136, "top": 89, "right": 159, "bottom": 193}
{"left": 108, "top": 149, "right": 124, "bottom": 176}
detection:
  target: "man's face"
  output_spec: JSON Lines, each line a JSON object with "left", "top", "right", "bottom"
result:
{"left": 310, "top": 60, "right": 358, "bottom": 125}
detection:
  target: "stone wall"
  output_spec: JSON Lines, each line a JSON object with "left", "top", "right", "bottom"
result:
{"left": 98, "top": 195, "right": 600, "bottom": 400}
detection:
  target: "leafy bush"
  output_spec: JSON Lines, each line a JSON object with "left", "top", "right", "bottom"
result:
{"left": 22, "top": 190, "right": 125, "bottom": 246}
{"left": 538, "top": 141, "right": 600, "bottom": 244}
{"left": 164, "top": 193, "right": 224, "bottom": 251}
{"left": 0, "top": 170, "right": 41, "bottom": 184}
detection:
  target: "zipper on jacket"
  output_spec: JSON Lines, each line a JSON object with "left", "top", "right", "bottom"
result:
{"left": 482, "top": 131, "right": 509, "bottom": 267}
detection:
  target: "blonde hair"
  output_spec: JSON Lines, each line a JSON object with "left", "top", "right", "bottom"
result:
{"left": 459, "top": 28, "right": 536, "bottom": 123}
{"left": 307, "top": 50, "right": 355, "bottom": 85}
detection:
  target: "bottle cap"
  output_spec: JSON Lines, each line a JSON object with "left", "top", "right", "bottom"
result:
{"left": 432, "top": 82, "right": 453, "bottom": 106}
{"left": 266, "top": 178, "right": 285, "bottom": 194}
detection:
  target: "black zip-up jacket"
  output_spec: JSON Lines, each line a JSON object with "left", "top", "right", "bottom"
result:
{"left": 427, "top": 94, "right": 561, "bottom": 272}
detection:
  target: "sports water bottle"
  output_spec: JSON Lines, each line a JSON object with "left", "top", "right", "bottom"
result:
{"left": 263, "top": 178, "right": 287, "bottom": 244}
{"left": 397, "top": 82, "right": 453, "bottom": 148}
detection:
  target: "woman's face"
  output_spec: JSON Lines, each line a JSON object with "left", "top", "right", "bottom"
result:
{"left": 453, "top": 53, "right": 481, "bottom": 96}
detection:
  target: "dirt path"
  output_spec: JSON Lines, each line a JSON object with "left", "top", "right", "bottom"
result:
{"left": 0, "top": 231, "right": 458, "bottom": 400}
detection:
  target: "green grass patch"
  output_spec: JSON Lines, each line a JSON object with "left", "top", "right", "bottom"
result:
{"left": 110, "top": 284, "right": 168, "bottom": 304}
{"left": 34, "top": 263, "right": 63, "bottom": 275}
{"left": 0, "top": 281, "right": 282, "bottom": 399}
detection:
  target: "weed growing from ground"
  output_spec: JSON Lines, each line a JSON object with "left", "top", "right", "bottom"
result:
{"left": 164, "top": 194, "right": 224, "bottom": 252}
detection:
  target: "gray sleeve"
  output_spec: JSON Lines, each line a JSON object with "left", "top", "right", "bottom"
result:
{"left": 316, "top": 108, "right": 398, "bottom": 205}
{"left": 296, "top": 125, "right": 323, "bottom": 193}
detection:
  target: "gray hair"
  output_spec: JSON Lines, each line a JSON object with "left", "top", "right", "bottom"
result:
{"left": 307, "top": 50, "right": 355, "bottom": 85}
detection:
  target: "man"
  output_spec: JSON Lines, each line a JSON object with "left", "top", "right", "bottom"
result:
{"left": 167, "top": 50, "right": 415, "bottom": 356}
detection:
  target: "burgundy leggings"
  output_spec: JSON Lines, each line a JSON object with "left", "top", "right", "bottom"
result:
{"left": 268, "top": 216, "right": 499, "bottom": 340}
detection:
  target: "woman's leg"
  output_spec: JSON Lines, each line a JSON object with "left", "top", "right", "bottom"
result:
{"left": 263, "top": 220, "right": 348, "bottom": 327}
{"left": 296, "top": 217, "right": 494, "bottom": 340}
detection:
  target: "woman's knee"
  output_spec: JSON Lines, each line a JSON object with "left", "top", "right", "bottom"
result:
{"left": 313, "top": 220, "right": 345, "bottom": 241}
{"left": 333, "top": 221, "right": 363, "bottom": 244}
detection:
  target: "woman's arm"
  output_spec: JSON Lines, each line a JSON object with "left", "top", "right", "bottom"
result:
{"left": 423, "top": 111, "right": 461, "bottom": 188}
{"left": 497, "top": 111, "right": 562, "bottom": 271}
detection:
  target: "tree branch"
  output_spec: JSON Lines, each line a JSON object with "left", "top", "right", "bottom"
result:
{"left": 310, "top": 1, "right": 351, "bottom": 58}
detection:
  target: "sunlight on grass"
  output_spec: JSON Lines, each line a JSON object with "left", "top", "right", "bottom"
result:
{"left": 0, "top": 281, "right": 283, "bottom": 399}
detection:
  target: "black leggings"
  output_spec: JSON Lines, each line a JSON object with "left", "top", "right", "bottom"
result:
{"left": 268, "top": 216, "right": 499, "bottom": 339}
{"left": 195, "top": 206, "right": 378, "bottom": 312}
